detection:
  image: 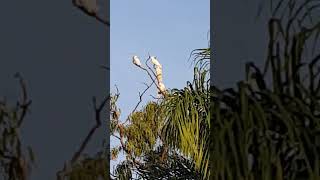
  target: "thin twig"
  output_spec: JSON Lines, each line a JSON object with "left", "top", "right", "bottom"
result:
{"left": 111, "top": 134, "right": 121, "bottom": 141}
{"left": 14, "top": 73, "right": 32, "bottom": 128}
{"left": 150, "top": 94, "right": 162, "bottom": 100}
{"left": 123, "top": 81, "right": 154, "bottom": 125}
{"left": 71, "top": 95, "right": 110, "bottom": 164}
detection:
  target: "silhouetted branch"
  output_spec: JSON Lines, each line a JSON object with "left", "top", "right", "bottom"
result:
{"left": 14, "top": 73, "right": 32, "bottom": 127}
{"left": 71, "top": 95, "right": 109, "bottom": 164}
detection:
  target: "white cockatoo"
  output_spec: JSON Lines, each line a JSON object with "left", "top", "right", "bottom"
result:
{"left": 150, "top": 56, "right": 161, "bottom": 67}
{"left": 155, "top": 67, "right": 163, "bottom": 83}
{"left": 150, "top": 56, "right": 163, "bottom": 82}
{"left": 149, "top": 55, "right": 166, "bottom": 96}
{"left": 158, "top": 82, "right": 166, "bottom": 95}
{"left": 73, "top": 0, "right": 99, "bottom": 15}
{"left": 132, "top": 55, "right": 142, "bottom": 67}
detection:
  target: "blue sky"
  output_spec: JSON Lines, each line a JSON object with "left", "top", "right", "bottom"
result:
{"left": 110, "top": 0, "right": 209, "bottom": 173}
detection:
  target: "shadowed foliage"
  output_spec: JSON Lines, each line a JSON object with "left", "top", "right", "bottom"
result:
{"left": 211, "top": 0, "right": 320, "bottom": 179}
{"left": 56, "top": 151, "right": 109, "bottom": 180}
{"left": 0, "top": 74, "right": 34, "bottom": 180}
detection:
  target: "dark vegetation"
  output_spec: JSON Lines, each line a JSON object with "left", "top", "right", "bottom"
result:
{"left": 211, "top": 0, "right": 320, "bottom": 179}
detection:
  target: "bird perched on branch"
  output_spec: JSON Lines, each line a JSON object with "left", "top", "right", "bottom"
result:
{"left": 158, "top": 82, "right": 166, "bottom": 95}
{"left": 150, "top": 56, "right": 162, "bottom": 81}
{"left": 150, "top": 56, "right": 167, "bottom": 96}
{"left": 132, "top": 56, "right": 142, "bottom": 67}
{"left": 150, "top": 56, "right": 161, "bottom": 67}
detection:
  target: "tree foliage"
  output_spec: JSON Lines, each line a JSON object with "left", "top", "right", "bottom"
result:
{"left": 161, "top": 65, "right": 210, "bottom": 179}
{"left": 110, "top": 51, "right": 210, "bottom": 179}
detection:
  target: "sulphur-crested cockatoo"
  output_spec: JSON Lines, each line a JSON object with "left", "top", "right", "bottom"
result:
{"left": 155, "top": 66, "right": 163, "bottom": 82}
{"left": 158, "top": 82, "right": 166, "bottom": 95}
{"left": 132, "top": 55, "right": 142, "bottom": 67}
{"left": 150, "top": 56, "right": 161, "bottom": 67}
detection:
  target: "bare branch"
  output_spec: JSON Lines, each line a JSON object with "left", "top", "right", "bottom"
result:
{"left": 150, "top": 94, "right": 162, "bottom": 100}
{"left": 111, "top": 134, "right": 121, "bottom": 141}
{"left": 14, "top": 73, "right": 32, "bottom": 127}
{"left": 123, "top": 81, "right": 154, "bottom": 125}
{"left": 71, "top": 95, "right": 110, "bottom": 164}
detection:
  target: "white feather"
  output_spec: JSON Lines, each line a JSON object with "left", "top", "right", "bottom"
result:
{"left": 155, "top": 66, "right": 163, "bottom": 82}
{"left": 132, "top": 56, "right": 142, "bottom": 67}
{"left": 158, "top": 82, "right": 166, "bottom": 94}
{"left": 150, "top": 56, "right": 161, "bottom": 67}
